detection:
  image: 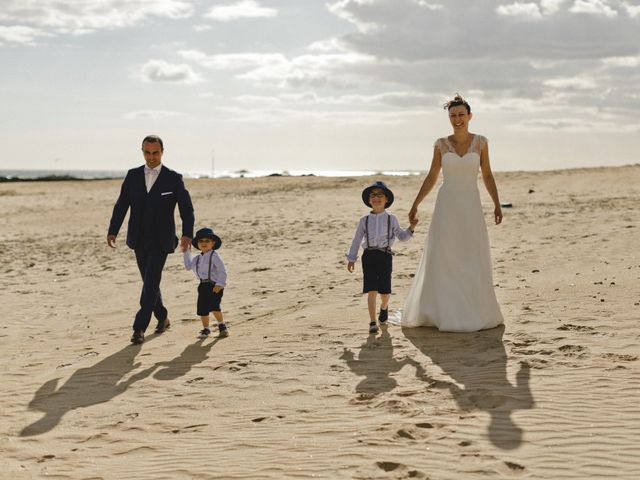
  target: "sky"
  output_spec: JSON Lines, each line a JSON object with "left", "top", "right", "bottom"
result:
{"left": 1, "top": 0, "right": 639, "bottom": 174}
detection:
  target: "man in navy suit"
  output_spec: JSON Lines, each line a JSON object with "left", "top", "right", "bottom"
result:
{"left": 107, "top": 135, "right": 195, "bottom": 344}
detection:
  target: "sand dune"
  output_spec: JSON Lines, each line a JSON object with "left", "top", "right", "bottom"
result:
{"left": 1, "top": 166, "right": 639, "bottom": 479}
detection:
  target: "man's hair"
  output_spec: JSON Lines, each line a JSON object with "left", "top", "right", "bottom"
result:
{"left": 141, "top": 135, "right": 164, "bottom": 151}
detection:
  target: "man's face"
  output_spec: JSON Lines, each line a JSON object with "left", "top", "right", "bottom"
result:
{"left": 142, "top": 141, "right": 163, "bottom": 168}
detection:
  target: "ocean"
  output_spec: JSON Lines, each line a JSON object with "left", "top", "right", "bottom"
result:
{"left": 0, "top": 169, "right": 423, "bottom": 181}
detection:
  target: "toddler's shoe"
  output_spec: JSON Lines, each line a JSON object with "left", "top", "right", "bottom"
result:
{"left": 378, "top": 308, "right": 388, "bottom": 323}
{"left": 218, "top": 323, "right": 229, "bottom": 338}
{"left": 368, "top": 322, "right": 379, "bottom": 334}
{"left": 198, "top": 327, "right": 211, "bottom": 338}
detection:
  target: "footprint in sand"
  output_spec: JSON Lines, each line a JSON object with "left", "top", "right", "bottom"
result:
{"left": 602, "top": 353, "right": 638, "bottom": 362}
{"left": 394, "top": 423, "right": 437, "bottom": 441}
{"left": 185, "top": 376, "right": 204, "bottom": 384}
{"left": 251, "top": 415, "right": 285, "bottom": 423}
{"left": 374, "top": 462, "right": 428, "bottom": 478}
{"left": 557, "top": 324, "right": 595, "bottom": 333}
{"left": 171, "top": 424, "right": 208, "bottom": 434}
{"left": 558, "top": 345, "right": 587, "bottom": 356}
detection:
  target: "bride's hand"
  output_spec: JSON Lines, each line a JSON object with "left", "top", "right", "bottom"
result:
{"left": 494, "top": 206, "right": 503, "bottom": 225}
{"left": 409, "top": 206, "right": 418, "bottom": 224}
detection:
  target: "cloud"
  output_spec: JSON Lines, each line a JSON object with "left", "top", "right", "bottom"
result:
{"left": 511, "top": 117, "right": 640, "bottom": 132}
{"left": 179, "top": 48, "right": 378, "bottom": 89}
{"left": 308, "top": 0, "right": 640, "bottom": 124}
{"left": 203, "top": 1, "right": 277, "bottom": 22}
{"left": 179, "top": 50, "right": 288, "bottom": 70}
{"left": 326, "top": 0, "right": 639, "bottom": 62}
{"left": 623, "top": 2, "right": 640, "bottom": 17}
{"left": 540, "top": 0, "right": 568, "bottom": 15}
{"left": 217, "top": 104, "right": 428, "bottom": 126}
{"left": 496, "top": 3, "right": 544, "bottom": 20}
{"left": 569, "top": 0, "right": 618, "bottom": 17}
{"left": 123, "top": 110, "right": 188, "bottom": 120}
{"left": 543, "top": 76, "right": 598, "bottom": 89}
{"left": 602, "top": 55, "right": 640, "bottom": 67}
{"left": 0, "top": 25, "right": 49, "bottom": 45}
{"left": 138, "top": 59, "right": 203, "bottom": 84}
{"left": 329, "top": 0, "right": 443, "bottom": 32}
{"left": 0, "top": 0, "right": 193, "bottom": 35}
{"left": 233, "top": 90, "right": 435, "bottom": 108}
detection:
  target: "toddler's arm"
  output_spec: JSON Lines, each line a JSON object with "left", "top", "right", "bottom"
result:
{"left": 392, "top": 215, "right": 415, "bottom": 242}
{"left": 345, "top": 217, "right": 366, "bottom": 265}
{"left": 183, "top": 250, "right": 195, "bottom": 271}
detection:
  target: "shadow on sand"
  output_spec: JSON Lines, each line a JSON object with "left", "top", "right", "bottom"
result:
{"left": 153, "top": 338, "right": 219, "bottom": 381}
{"left": 21, "top": 335, "right": 220, "bottom": 436}
{"left": 340, "top": 326, "right": 425, "bottom": 395}
{"left": 403, "top": 325, "right": 534, "bottom": 450}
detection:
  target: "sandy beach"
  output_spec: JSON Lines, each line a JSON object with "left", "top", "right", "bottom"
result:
{"left": 1, "top": 166, "right": 639, "bottom": 479}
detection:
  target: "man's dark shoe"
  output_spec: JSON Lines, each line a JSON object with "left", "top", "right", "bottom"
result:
{"left": 155, "top": 318, "right": 171, "bottom": 334}
{"left": 131, "top": 330, "right": 145, "bottom": 344}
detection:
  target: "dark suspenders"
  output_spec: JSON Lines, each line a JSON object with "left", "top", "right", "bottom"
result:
{"left": 365, "top": 213, "right": 392, "bottom": 253}
{"left": 195, "top": 252, "right": 214, "bottom": 283}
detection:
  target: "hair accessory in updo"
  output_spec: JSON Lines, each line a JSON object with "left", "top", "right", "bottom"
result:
{"left": 443, "top": 93, "right": 471, "bottom": 113}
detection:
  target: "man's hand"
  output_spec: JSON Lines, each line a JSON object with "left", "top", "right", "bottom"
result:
{"left": 213, "top": 285, "right": 223, "bottom": 294}
{"left": 347, "top": 261, "right": 355, "bottom": 273}
{"left": 180, "top": 236, "right": 192, "bottom": 252}
{"left": 107, "top": 234, "right": 117, "bottom": 248}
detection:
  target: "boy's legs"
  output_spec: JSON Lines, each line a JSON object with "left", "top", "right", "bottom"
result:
{"left": 367, "top": 291, "right": 378, "bottom": 322}
{"left": 379, "top": 293, "right": 390, "bottom": 323}
{"left": 198, "top": 315, "right": 211, "bottom": 337}
{"left": 197, "top": 283, "right": 214, "bottom": 337}
{"left": 378, "top": 252, "right": 392, "bottom": 322}
{"left": 362, "top": 250, "right": 379, "bottom": 332}
{"left": 211, "top": 288, "right": 228, "bottom": 337}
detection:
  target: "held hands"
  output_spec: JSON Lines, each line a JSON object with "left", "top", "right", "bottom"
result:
{"left": 408, "top": 205, "right": 418, "bottom": 225}
{"left": 180, "top": 236, "right": 192, "bottom": 252}
{"left": 347, "top": 261, "right": 355, "bottom": 273}
{"left": 107, "top": 234, "right": 117, "bottom": 248}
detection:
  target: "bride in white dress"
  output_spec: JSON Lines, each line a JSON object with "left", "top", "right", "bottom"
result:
{"left": 400, "top": 94, "right": 504, "bottom": 332}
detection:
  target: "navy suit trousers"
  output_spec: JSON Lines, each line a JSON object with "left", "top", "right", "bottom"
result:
{"left": 133, "top": 248, "right": 169, "bottom": 332}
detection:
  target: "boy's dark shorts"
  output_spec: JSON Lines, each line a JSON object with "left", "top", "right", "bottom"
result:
{"left": 362, "top": 249, "right": 392, "bottom": 294}
{"left": 197, "top": 282, "right": 224, "bottom": 315}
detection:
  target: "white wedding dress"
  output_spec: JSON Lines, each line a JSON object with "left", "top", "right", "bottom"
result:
{"left": 398, "top": 134, "right": 504, "bottom": 332}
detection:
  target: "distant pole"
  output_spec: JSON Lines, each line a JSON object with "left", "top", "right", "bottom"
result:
{"left": 211, "top": 149, "right": 215, "bottom": 178}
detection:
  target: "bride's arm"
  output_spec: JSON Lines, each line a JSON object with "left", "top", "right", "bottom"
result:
{"left": 409, "top": 146, "right": 441, "bottom": 224}
{"left": 479, "top": 141, "right": 503, "bottom": 225}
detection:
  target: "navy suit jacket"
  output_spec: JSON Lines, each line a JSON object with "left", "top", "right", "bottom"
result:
{"left": 108, "top": 165, "right": 195, "bottom": 253}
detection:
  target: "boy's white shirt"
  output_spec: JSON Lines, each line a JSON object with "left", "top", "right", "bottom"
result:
{"left": 183, "top": 250, "right": 227, "bottom": 287}
{"left": 346, "top": 211, "right": 413, "bottom": 262}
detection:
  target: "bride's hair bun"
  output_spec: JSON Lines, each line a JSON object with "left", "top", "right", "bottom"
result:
{"left": 443, "top": 93, "right": 471, "bottom": 113}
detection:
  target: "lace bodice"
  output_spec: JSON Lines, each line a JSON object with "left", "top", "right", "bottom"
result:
{"left": 435, "top": 134, "right": 487, "bottom": 157}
